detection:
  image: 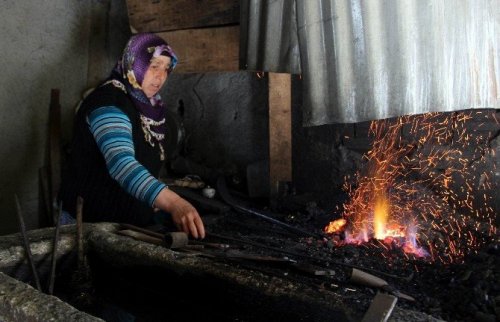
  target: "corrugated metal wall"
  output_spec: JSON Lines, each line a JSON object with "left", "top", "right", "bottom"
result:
{"left": 240, "top": 0, "right": 499, "bottom": 125}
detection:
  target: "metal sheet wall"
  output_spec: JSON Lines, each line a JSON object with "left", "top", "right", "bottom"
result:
{"left": 240, "top": 0, "right": 499, "bottom": 125}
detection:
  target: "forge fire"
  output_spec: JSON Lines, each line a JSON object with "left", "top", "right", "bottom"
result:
{"left": 325, "top": 111, "right": 498, "bottom": 263}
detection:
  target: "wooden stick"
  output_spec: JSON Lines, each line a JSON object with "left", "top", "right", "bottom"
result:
{"left": 14, "top": 194, "right": 42, "bottom": 292}
{"left": 120, "top": 223, "right": 164, "bottom": 239}
{"left": 76, "top": 196, "right": 84, "bottom": 269}
{"left": 47, "top": 201, "right": 63, "bottom": 295}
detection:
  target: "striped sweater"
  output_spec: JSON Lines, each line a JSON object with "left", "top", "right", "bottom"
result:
{"left": 87, "top": 106, "right": 166, "bottom": 207}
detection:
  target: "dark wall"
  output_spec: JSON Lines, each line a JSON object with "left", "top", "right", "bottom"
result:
{"left": 292, "top": 76, "right": 365, "bottom": 205}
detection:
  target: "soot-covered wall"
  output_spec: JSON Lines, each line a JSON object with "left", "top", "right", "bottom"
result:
{"left": 161, "top": 72, "right": 270, "bottom": 190}
{"left": 291, "top": 70, "right": 499, "bottom": 222}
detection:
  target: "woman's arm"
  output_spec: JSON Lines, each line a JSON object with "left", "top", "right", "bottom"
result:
{"left": 153, "top": 188, "right": 205, "bottom": 239}
{"left": 88, "top": 106, "right": 205, "bottom": 238}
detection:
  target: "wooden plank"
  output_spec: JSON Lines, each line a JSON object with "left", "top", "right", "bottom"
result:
{"left": 126, "top": 0, "right": 240, "bottom": 33}
{"left": 269, "top": 73, "right": 292, "bottom": 197}
{"left": 158, "top": 25, "right": 239, "bottom": 73}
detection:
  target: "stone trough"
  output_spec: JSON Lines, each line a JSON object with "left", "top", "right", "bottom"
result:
{"left": 0, "top": 223, "right": 441, "bottom": 321}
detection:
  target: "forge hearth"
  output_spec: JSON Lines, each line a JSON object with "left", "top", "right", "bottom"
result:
{"left": 0, "top": 222, "right": 453, "bottom": 322}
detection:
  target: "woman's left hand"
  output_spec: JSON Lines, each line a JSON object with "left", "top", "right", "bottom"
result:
{"left": 154, "top": 188, "right": 205, "bottom": 239}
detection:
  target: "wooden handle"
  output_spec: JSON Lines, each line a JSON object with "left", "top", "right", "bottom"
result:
{"left": 164, "top": 232, "right": 189, "bottom": 249}
{"left": 350, "top": 268, "right": 388, "bottom": 288}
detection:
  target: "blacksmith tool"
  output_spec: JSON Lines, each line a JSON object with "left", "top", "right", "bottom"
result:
{"left": 164, "top": 231, "right": 189, "bottom": 249}
{"left": 117, "top": 229, "right": 192, "bottom": 249}
{"left": 361, "top": 292, "right": 398, "bottom": 322}
{"left": 118, "top": 224, "right": 202, "bottom": 250}
{"left": 209, "top": 233, "right": 411, "bottom": 280}
{"left": 216, "top": 176, "right": 324, "bottom": 239}
{"left": 189, "top": 239, "right": 231, "bottom": 249}
{"left": 350, "top": 268, "right": 415, "bottom": 302}
{"left": 47, "top": 201, "right": 63, "bottom": 295}
{"left": 120, "top": 223, "right": 164, "bottom": 239}
{"left": 203, "top": 249, "right": 336, "bottom": 277}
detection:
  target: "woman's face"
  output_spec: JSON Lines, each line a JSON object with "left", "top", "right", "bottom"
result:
{"left": 141, "top": 55, "right": 172, "bottom": 98}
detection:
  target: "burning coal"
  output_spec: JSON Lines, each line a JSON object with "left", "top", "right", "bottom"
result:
{"left": 325, "top": 111, "right": 498, "bottom": 263}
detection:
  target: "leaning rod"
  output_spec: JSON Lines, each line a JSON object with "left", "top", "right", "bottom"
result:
{"left": 216, "top": 177, "right": 324, "bottom": 239}
{"left": 76, "top": 196, "right": 84, "bottom": 269}
{"left": 47, "top": 201, "right": 63, "bottom": 295}
{"left": 14, "top": 194, "right": 42, "bottom": 291}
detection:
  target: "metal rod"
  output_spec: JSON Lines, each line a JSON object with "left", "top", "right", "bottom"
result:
{"left": 14, "top": 194, "right": 42, "bottom": 292}
{"left": 47, "top": 201, "right": 63, "bottom": 295}
{"left": 76, "top": 196, "right": 84, "bottom": 269}
{"left": 208, "top": 232, "right": 411, "bottom": 281}
{"left": 117, "top": 230, "right": 164, "bottom": 245}
{"left": 120, "top": 223, "right": 164, "bottom": 239}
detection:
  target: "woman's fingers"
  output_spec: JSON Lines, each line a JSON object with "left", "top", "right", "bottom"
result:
{"left": 186, "top": 214, "right": 205, "bottom": 239}
{"left": 193, "top": 215, "right": 205, "bottom": 239}
{"left": 178, "top": 209, "right": 205, "bottom": 239}
{"left": 187, "top": 218, "right": 199, "bottom": 239}
{"left": 158, "top": 191, "right": 205, "bottom": 239}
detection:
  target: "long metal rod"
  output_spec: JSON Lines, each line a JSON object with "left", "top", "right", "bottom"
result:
{"left": 47, "top": 201, "right": 63, "bottom": 295}
{"left": 120, "top": 223, "right": 164, "bottom": 239}
{"left": 208, "top": 232, "right": 411, "bottom": 281}
{"left": 14, "top": 194, "right": 42, "bottom": 291}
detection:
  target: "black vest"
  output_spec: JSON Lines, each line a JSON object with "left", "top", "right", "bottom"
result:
{"left": 60, "top": 83, "right": 163, "bottom": 226}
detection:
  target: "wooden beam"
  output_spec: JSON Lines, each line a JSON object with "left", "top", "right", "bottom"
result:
{"left": 158, "top": 25, "right": 239, "bottom": 73}
{"left": 126, "top": 0, "right": 240, "bottom": 33}
{"left": 268, "top": 73, "right": 292, "bottom": 197}
{"left": 87, "top": 0, "right": 110, "bottom": 88}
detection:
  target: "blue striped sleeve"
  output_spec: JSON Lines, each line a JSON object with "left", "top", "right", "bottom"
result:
{"left": 87, "top": 106, "right": 166, "bottom": 207}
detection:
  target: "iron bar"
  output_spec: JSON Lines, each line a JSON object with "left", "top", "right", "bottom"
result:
{"left": 208, "top": 232, "right": 411, "bottom": 281}
{"left": 47, "top": 201, "right": 63, "bottom": 295}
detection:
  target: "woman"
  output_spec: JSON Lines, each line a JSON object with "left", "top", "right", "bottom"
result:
{"left": 60, "top": 33, "right": 205, "bottom": 238}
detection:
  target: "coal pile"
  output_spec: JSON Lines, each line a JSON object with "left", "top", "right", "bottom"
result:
{"left": 201, "top": 202, "right": 499, "bottom": 322}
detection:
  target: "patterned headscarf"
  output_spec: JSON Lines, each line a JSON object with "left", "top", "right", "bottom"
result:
{"left": 106, "top": 33, "right": 178, "bottom": 160}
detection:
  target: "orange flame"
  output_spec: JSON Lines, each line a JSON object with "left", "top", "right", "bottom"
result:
{"left": 373, "top": 191, "right": 389, "bottom": 239}
{"left": 324, "top": 218, "right": 347, "bottom": 234}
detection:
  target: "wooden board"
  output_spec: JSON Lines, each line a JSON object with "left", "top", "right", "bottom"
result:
{"left": 126, "top": 0, "right": 240, "bottom": 33}
{"left": 158, "top": 25, "right": 239, "bottom": 73}
{"left": 269, "top": 73, "right": 292, "bottom": 196}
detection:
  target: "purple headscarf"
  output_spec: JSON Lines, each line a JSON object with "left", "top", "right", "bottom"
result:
{"left": 108, "top": 33, "right": 178, "bottom": 160}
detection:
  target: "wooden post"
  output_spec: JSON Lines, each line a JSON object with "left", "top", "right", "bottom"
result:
{"left": 87, "top": 0, "right": 110, "bottom": 88}
{"left": 268, "top": 73, "right": 292, "bottom": 199}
